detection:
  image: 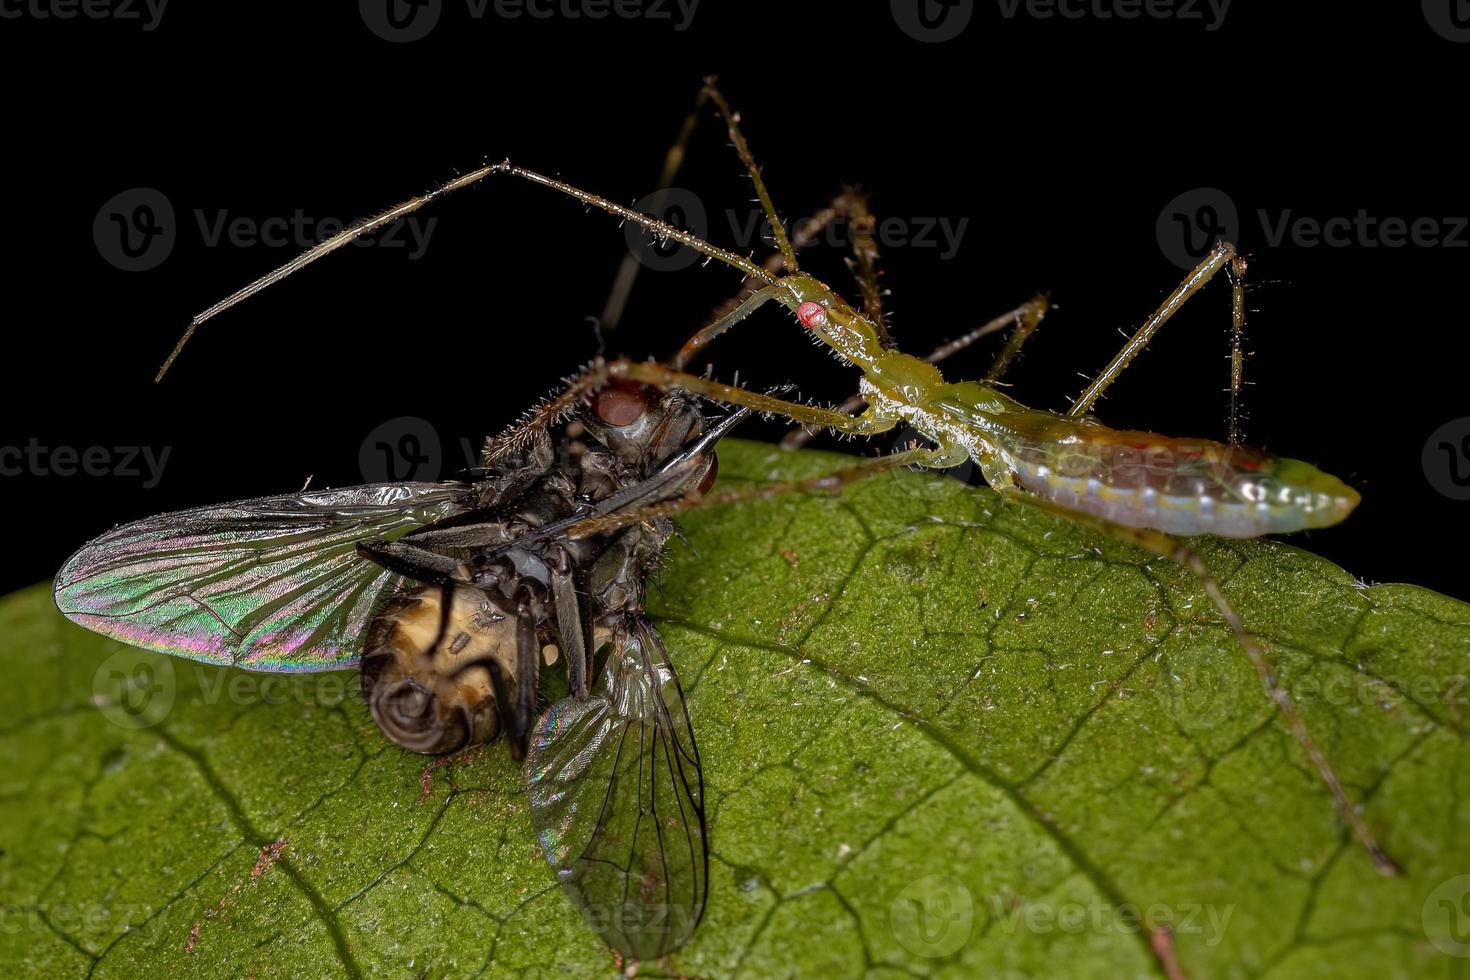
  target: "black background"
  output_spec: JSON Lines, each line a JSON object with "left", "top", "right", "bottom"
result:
{"left": 4, "top": 2, "right": 1467, "bottom": 600}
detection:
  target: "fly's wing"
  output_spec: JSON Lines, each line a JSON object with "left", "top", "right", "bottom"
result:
{"left": 55, "top": 483, "right": 473, "bottom": 671}
{"left": 526, "top": 617, "right": 707, "bottom": 961}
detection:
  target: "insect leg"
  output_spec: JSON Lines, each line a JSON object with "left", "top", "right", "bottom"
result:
{"left": 671, "top": 285, "right": 782, "bottom": 370}
{"left": 1227, "top": 254, "right": 1250, "bottom": 446}
{"left": 606, "top": 82, "right": 866, "bottom": 343}
{"left": 485, "top": 658, "right": 520, "bottom": 757}
{"left": 835, "top": 188, "right": 890, "bottom": 343}
{"left": 982, "top": 295, "right": 1052, "bottom": 382}
{"left": 1000, "top": 488, "right": 1402, "bottom": 876}
{"left": 508, "top": 588, "right": 542, "bottom": 757}
{"left": 484, "top": 357, "right": 897, "bottom": 468}
{"left": 356, "top": 540, "right": 471, "bottom": 663}
{"left": 550, "top": 557, "right": 592, "bottom": 700}
{"left": 609, "top": 360, "right": 897, "bottom": 435}
{"left": 356, "top": 539, "right": 463, "bottom": 583}
{"left": 1068, "top": 241, "right": 1239, "bottom": 417}
{"left": 558, "top": 444, "right": 945, "bottom": 540}
{"left": 700, "top": 78, "right": 799, "bottom": 272}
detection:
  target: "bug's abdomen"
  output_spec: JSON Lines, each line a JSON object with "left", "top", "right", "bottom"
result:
{"left": 1007, "top": 430, "right": 1359, "bottom": 537}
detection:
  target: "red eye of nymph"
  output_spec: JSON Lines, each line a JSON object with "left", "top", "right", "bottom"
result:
{"left": 591, "top": 381, "right": 650, "bottom": 427}
{"left": 796, "top": 301, "right": 827, "bottom": 329}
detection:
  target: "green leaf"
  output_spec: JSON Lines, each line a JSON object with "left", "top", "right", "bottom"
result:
{"left": 3, "top": 438, "right": 1468, "bottom": 978}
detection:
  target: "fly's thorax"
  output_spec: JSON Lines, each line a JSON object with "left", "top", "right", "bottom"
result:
{"left": 588, "top": 523, "right": 666, "bottom": 614}
{"left": 361, "top": 584, "right": 516, "bottom": 754}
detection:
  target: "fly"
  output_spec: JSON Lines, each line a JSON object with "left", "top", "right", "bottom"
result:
{"left": 55, "top": 381, "right": 741, "bottom": 961}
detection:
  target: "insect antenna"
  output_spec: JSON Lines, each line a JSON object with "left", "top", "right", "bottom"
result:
{"left": 156, "top": 162, "right": 776, "bottom": 382}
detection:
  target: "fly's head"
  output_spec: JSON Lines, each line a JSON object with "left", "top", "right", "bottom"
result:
{"left": 586, "top": 381, "right": 709, "bottom": 482}
{"left": 360, "top": 584, "right": 517, "bottom": 754}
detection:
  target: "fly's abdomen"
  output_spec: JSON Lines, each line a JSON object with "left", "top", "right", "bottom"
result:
{"left": 1007, "top": 430, "right": 1360, "bottom": 538}
{"left": 360, "top": 585, "right": 516, "bottom": 754}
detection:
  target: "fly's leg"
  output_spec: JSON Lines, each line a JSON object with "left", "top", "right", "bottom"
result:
{"left": 483, "top": 357, "right": 899, "bottom": 468}
{"left": 357, "top": 538, "right": 464, "bottom": 583}
{"left": 558, "top": 444, "right": 947, "bottom": 540}
{"left": 548, "top": 559, "right": 592, "bottom": 701}
{"left": 781, "top": 296, "right": 1051, "bottom": 450}
{"left": 1000, "top": 488, "right": 1402, "bottom": 876}
{"left": 1068, "top": 241, "right": 1243, "bottom": 417}
{"left": 507, "top": 584, "right": 542, "bottom": 757}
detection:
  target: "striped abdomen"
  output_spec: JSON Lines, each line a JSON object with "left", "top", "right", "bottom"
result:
{"left": 1006, "top": 428, "right": 1359, "bottom": 538}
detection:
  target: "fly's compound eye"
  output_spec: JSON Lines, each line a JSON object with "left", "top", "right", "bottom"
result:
{"left": 592, "top": 381, "right": 651, "bottom": 427}
{"left": 796, "top": 301, "right": 828, "bottom": 330}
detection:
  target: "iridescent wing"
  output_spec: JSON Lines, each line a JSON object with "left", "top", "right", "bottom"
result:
{"left": 526, "top": 617, "right": 707, "bottom": 961}
{"left": 55, "top": 483, "right": 473, "bottom": 671}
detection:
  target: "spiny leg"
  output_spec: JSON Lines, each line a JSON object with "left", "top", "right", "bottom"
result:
{"left": 1068, "top": 241, "right": 1239, "bottom": 417}
{"left": 671, "top": 285, "right": 783, "bottom": 371}
{"left": 831, "top": 187, "right": 891, "bottom": 347}
{"left": 613, "top": 360, "right": 895, "bottom": 435}
{"left": 700, "top": 77, "right": 798, "bottom": 272}
{"left": 781, "top": 296, "right": 1050, "bottom": 450}
{"left": 559, "top": 445, "right": 945, "bottom": 540}
{"left": 482, "top": 356, "right": 897, "bottom": 468}
{"left": 982, "top": 294, "right": 1051, "bottom": 382}
{"left": 1227, "top": 254, "right": 1249, "bottom": 446}
{"left": 1001, "top": 488, "right": 1401, "bottom": 876}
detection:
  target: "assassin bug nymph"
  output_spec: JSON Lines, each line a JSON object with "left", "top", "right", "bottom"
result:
{"left": 152, "top": 82, "right": 1398, "bottom": 876}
